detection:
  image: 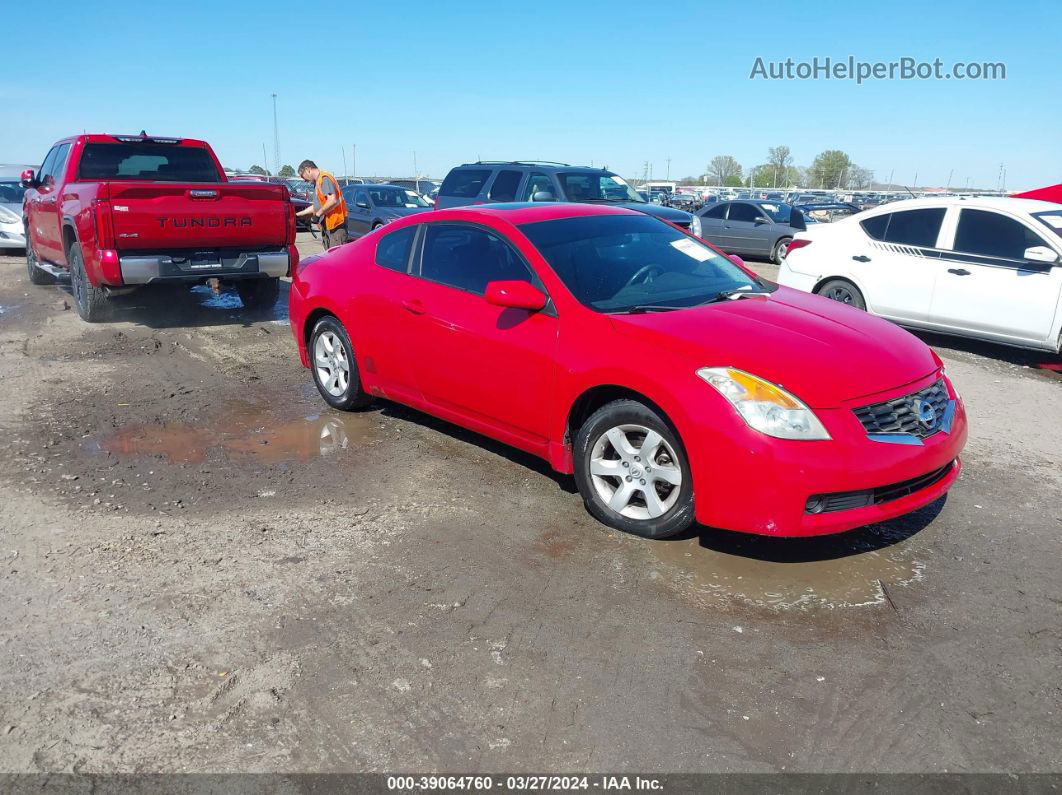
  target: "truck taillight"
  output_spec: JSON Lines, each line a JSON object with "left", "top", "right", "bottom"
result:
{"left": 92, "top": 199, "right": 114, "bottom": 250}
{"left": 286, "top": 204, "right": 297, "bottom": 245}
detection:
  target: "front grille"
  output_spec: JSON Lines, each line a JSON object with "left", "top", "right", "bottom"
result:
{"left": 805, "top": 461, "right": 955, "bottom": 514}
{"left": 853, "top": 379, "right": 949, "bottom": 439}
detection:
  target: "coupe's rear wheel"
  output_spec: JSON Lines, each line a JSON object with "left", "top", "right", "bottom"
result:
{"left": 309, "top": 316, "right": 372, "bottom": 411}
{"left": 816, "top": 278, "right": 866, "bottom": 311}
{"left": 574, "top": 400, "right": 694, "bottom": 539}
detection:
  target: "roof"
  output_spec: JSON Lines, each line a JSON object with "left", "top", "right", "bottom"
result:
{"left": 430, "top": 202, "right": 640, "bottom": 225}
{"left": 454, "top": 162, "right": 610, "bottom": 174}
{"left": 858, "top": 196, "right": 1062, "bottom": 215}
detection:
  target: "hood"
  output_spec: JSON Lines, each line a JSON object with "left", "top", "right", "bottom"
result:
{"left": 613, "top": 202, "right": 693, "bottom": 223}
{"left": 610, "top": 286, "right": 938, "bottom": 408}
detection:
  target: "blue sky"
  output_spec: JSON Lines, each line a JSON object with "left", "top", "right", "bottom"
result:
{"left": 4, "top": 0, "right": 1059, "bottom": 189}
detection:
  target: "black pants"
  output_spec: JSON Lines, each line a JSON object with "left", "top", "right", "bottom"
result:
{"left": 323, "top": 225, "right": 350, "bottom": 250}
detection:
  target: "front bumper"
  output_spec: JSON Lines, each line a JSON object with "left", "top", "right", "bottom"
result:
{"left": 687, "top": 373, "right": 968, "bottom": 536}
{"left": 118, "top": 248, "right": 291, "bottom": 285}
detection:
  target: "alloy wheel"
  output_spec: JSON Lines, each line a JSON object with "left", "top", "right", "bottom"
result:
{"left": 825, "top": 285, "right": 855, "bottom": 304}
{"left": 589, "top": 424, "right": 683, "bottom": 520}
{"left": 314, "top": 331, "right": 350, "bottom": 397}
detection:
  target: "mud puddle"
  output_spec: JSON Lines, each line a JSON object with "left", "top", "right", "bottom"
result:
{"left": 190, "top": 285, "right": 289, "bottom": 324}
{"left": 83, "top": 401, "right": 377, "bottom": 465}
{"left": 650, "top": 517, "right": 934, "bottom": 610}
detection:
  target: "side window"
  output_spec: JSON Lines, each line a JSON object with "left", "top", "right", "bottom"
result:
{"left": 439, "top": 168, "right": 491, "bottom": 198}
{"left": 354, "top": 190, "right": 369, "bottom": 208}
{"left": 881, "top": 208, "right": 946, "bottom": 247}
{"left": 49, "top": 144, "right": 71, "bottom": 184}
{"left": 702, "top": 203, "right": 728, "bottom": 219}
{"left": 420, "top": 224, "right": 533, "bottom": 294}
{"left": 860, "top": 214, "right": 890, "bottom": 240}
{"left": 488, "top": 169, "right": 522, "bottom": 202}
{"left": 521, "top": 173, "right": 553, "bottom": 201}
{"left": 727, "top": 203, "right": 761, "bottom": 223}
{"left": 375, "top": 226, "right": 416, "bottom": 272}
{"left": 953, "top": 209, "right": 1048, "bottom": 262}
{"left": 37, "top": 147, "right": 59, "bottom": 185}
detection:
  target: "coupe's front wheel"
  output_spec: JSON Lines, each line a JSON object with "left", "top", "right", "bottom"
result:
{"left": 574, "top": 400, "right": 694, "bottom": 539}
{"left": 816, "top": 278, "right": 866, "bottom": 310}
{"left": 309, "top": 316, "right": 372, "bottom": 411}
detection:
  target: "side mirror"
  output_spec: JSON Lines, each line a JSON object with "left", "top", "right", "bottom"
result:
{"left": 754, "top": 217, "right": 770, "bottom": 225}
{"left": 20, "top": 169, "right": 37, "bottom": 189}
{"left": 356, "top": 200, "right": 370, "bottom": 209}
{"left": 485, "top": 280, "right": 547, "bottom": 311}
{"left": 1024, "top": 245, "right": 1059, "bottom": 265}
{"left": 728, "top": 254, "right": 746, "bottom": 268}
{"left": 531, "top": 191, "right": 555, "bottom": 202}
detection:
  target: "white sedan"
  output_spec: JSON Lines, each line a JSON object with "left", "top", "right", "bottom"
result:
{"left": 778, "top": 197, "right": 1062, "bottom": 353}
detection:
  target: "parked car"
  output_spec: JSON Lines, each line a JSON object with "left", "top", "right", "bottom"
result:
{"left": 388, "top": 178, "right": 441, "bottom": 199}
{"left": 230, "top": 174, "right": 313, "bottom": 230}
{"left": 435, "top": 162, "right": 696, "bottom": 233}
{"left": 793, "top": 202, "right": 862, "bottom": 224}
{"left": 0, "top": 167, "right": 33, "bottom": 249}
{"left": 288, "top": 203, "right": 966, "bottom": 539}
{"left": 21, "top": 134, "right": 298, "bottom": 321}
{"left": 340, "top": 184, "right": 433, "bottom": 238}
{"left": 694, "top": 200, "right": 806, "bottom": 263}
{"left": 670, "top": 192, "right": 702, "bottom": 211}
{"left": 779, "top": 196, "right": 1062, "bottom": 353}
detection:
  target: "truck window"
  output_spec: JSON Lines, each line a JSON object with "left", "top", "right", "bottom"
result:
{"left": 77, "top": 143, "right": 221, "bottom": 183}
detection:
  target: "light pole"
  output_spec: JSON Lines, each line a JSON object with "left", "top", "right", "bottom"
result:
{"left": 271, "top": 93, "right": 280, "bottom": 176}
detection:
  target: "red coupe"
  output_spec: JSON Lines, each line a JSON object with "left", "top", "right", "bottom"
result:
{"left": 288, "top": 203, "right": 966, "bottom": 539}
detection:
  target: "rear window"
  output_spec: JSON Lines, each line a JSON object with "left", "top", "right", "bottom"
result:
{"left": 440, "top": 168, "right": 491, "bottom": 198}
{"left": 78, "top": 143, "right": 221, "bottom": 183}
{"left": 376, "top": 226, "right": 416, "bottom": 272}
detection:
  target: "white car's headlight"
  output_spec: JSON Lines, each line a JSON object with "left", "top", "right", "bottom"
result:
{"left": 0, "top": 206, "right": 19, "bottom": 224}
{"left": 697, "top": 367, "right": 831, "bottom": 440}
{"left": 690, "top": 213, "right": 702, "bottom": 238}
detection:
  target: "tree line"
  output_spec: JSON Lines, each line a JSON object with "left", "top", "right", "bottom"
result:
{"left": 685, "top": 147, "right": 873, "bottom": 190}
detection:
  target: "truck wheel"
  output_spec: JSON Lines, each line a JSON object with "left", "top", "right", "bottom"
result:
{"left": 237, "top": 277, "right": 280, "bottom": 310}
{"left": 69, "top": 243, "right": 109, "bottom": 322}
{"left": 26, "top": 240, "right": 52, "bottom": 285}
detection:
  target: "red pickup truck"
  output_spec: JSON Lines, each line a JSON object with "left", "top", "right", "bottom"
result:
{"left": 21, "top": 134, "right": 299, "bottom": 321}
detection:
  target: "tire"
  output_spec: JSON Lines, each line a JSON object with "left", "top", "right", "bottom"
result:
{"left": 573, "top": 399, "right": 694, "bottom": 539}
{"left": 309, "top": 316, "right": 372, "bottom": 411}
{"left": 69, "top": 242, "right": 109, "bottom": 322}
{"left": 26, "top": 235, "right": 52, "bottom": 285}
{"left": 236, "top": 277, "right": 280, "bottom": 310}
{"left": 816, "top": 278, "right": 866, "bottom": 311}
{"left": 772, "top": 236, "right": 793, "bottom": 265}
{"left": 372, "top": 222, "right": 384, "bottom": 231}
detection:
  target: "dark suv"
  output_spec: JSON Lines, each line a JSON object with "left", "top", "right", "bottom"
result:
{"left": 436, "top": 161, "right": 697, "bottom": 233}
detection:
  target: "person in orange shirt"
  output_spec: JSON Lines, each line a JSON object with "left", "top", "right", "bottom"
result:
{"left": 296, "top": 159, "right": 349, "bottom": 250}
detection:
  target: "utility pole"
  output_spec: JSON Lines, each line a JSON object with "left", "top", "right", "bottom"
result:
{"left": 341, "top": 147, "right": 348, "bottom": 177}
{"left": 352, "top": 144, "right": 357, "bottom": 179}
{"left": 887, "top": 169, "right": 894, "bottom": 187}
{"left": 946, "top": 169, "right": 953, "bottom": 190}
{"left": 413, "top": 150, "right": 418, "bottom": 179}
{"left": 262, "top": 143, "right": 268, "bottom": 174}
{"left": 271, "top": 93, "right": 280, "bottom": 176}
{"left": 666, "top": 158, "right": 671, "bottom": 181}
{"left": 913, "top": 172, "right": 918, "bottom": 189}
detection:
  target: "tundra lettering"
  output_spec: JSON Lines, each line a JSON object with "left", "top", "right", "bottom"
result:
{"left": 157, "top": 217, "right": 253, "bottom": 228}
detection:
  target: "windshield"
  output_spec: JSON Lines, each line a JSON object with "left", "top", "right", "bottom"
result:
{"left": 758, "top": 202, "right": 793, "bottom": 223}
{"left": 519, "top": 214, "right": 764, "bottom": 313}
{"left": 0, "top": 181, "right": 27, "bottom": 204}
{"left": 369, "top": 187, "right": 431, "bottom": 208}
{"left": 557, "top": 172, "right": 644, "bottom": 203}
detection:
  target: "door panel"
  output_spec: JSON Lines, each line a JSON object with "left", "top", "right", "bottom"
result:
{"left": 857, "top": 207, "right": 947, "bottom": 322}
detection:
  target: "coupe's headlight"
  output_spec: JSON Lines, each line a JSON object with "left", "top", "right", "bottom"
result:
{"left": 697, "top": 367, "right": 831, "bottom": 440}
{"left": 0, "top": 206, "right": 19, "bottom": 224}
{"left": 690, "top": 213, "right": 702, "bottom": 238}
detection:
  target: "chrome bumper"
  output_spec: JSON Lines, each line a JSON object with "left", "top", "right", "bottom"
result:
{"left": 120, "top": 249, "right": 290, "bottom": 285}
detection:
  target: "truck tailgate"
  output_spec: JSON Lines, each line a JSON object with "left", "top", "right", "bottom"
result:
{"left": 105, "top": 183, "right": 291, "bottom": 250}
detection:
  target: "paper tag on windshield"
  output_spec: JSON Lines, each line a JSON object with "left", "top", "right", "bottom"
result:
{"left": 671, "top": 238, "right": 712, "bottom": 261}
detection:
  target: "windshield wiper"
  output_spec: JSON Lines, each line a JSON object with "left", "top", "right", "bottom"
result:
{"left": 612, "top": 305, "right": 682, "bottom": 314}
{"left": 699, "top": 287, "right": 771, "bottom": 305}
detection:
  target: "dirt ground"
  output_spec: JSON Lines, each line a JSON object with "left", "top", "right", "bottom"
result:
{"left": 0, "top": 234, "right": 1059, "bottom": 774}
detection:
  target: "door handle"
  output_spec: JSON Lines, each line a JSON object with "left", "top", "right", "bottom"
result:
{"left": 852, "top": 255, "right": 871, "bottom": 262}
{"left": 402, "top": 299, "right": 426, "bottom": 315}
{"left": 947, "top": 268, "right": 971, "bottom": 276}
